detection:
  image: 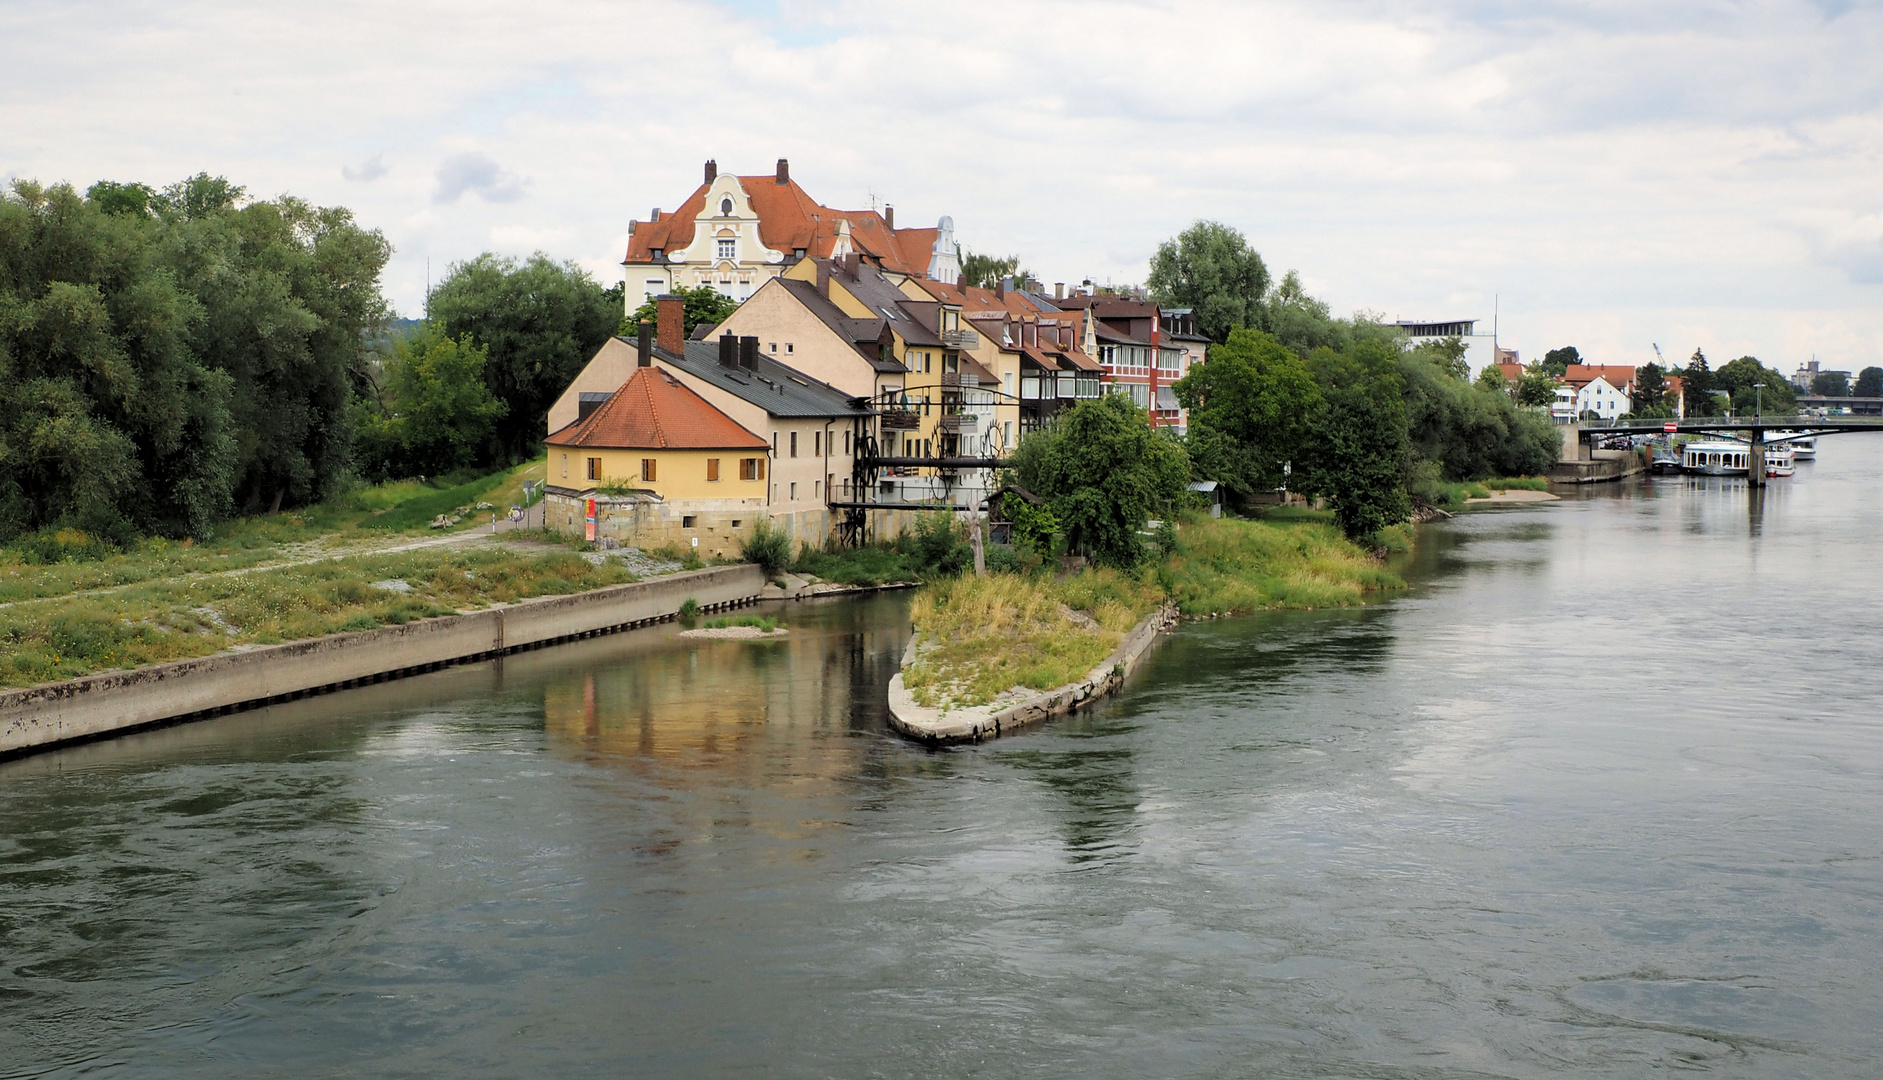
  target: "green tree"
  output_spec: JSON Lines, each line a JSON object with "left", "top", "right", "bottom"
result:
{"left": 1476, "top": 365, "right": 1508, "bottom": 393}
{"left": 1146, "top": 220, "right": 1270, "bottom": 343}
{"left": 356, "top": 329, "right": 507, "bottom": 480}
{"left": 1261, "top": 270, "right": 1345, "bottom": 357}
{"left": 1542, "top": 346, "right": 1581, "bottom": 378}
{"left": 85, "top": 180, "right": 155, "bottom": 218}
{"left": 1714, "top": 356, "right": 1794, "bottom": 415}
{"left": 1811, "top": 370, "right": 1850, "bottom": 397}
{"left": 1299, "top": 341, "right": 1411, "bottom": 541}
{"left": 429, "top": 253, "right": 619, "bottom": 464}
{"left": 1516, "top": 369, "right": 1558, "bottom": 408}
{"left": 1682, "top": 349, "right": 1718, "bottom": 416}
{"left": 622, "top": 284, "right": 738, "bottom": 339}
{"left": 1172, "top": 328, "right": 1321, "bottom": 501}
{"left": 1009, "top": 394, "right": 1189, "bottom": 568}
{"left": 1634, "top": 363, "right": 1667, "bottom": 410}
{"left": 958, "top": 251, "right": 1029, "bottom": 291}
{"left": 1398, "top": 344, "right": 1558, "bottom": 481}
{"left": 1856, "top": 366, "right": 1883, "bottom": 397}
{"left": 0, "top": 181, "right": 240, "bottom": 541}
{"left": 155, "top": 179, "right": 391, "bottom": 512}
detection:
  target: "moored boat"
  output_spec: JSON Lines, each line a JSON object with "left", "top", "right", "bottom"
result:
{"left": 1766, "top": 447, "right": 1795, "bottom": 477}
{"left": 1682, "top": 440, "right": 1751, "bottom": 476}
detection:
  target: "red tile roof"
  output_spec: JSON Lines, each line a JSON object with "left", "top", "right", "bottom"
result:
{"left": 546, "top": 367, "right": 767, "bottom": 450}
{"left": 1563, "top": 364, "right": 1639, "bottom": 390}
{"left": 624, "top": 173, "right": 937, "bottom": 276}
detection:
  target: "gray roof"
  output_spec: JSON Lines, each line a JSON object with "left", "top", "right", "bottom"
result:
{"left": 660, "top": 340, "right": 871, "bottom": 419}
{"left": 775, "top": 278, "right": 907, "bottom": 374}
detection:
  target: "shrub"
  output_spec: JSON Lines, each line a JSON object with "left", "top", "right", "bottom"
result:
{"left": 678, "top": 598, "right": 700, "bottom": 618}
{"left": 741, "top": 520, "right": 792, "bottom": 576}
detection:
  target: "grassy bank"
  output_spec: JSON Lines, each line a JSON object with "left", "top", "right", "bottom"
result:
{"left": 0, "top": 546, "right": 634, "bottom": 689}
{"left": 0, "top": 459, "right": 549, "bottom": 607}
{"left": 903, "top": 516, "right": 1406, "bottom": 710}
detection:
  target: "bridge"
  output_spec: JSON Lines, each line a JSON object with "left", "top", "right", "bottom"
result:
{"left": 1579, "top": 414, "right": 1883, "bottom": 486}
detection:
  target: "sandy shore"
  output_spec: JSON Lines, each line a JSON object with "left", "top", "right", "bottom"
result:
{"left": 678, "top": 626, "right": 789, "bottom": 640}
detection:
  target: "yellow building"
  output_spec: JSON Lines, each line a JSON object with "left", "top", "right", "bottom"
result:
{"left": 544, "top": 362, "right": 771, "bottom": 559}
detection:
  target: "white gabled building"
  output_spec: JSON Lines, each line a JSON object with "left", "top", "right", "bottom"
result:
{"left": 1574, "top": 375, "right": 1631, "bottom": 420}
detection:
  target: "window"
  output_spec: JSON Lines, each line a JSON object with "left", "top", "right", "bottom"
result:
{"left": 790, "top": 481, "right": 798, "bottom": 500}
{"left": 814, "top": 431, "right": 821, "bottom": 456}
{"left": 769, "top": 342, "right": 777, "bottom": 353}
{"left": 772, "top": 432, "right": 778, "bottom": 453}
{"left": 1004, "top": 420, "right": 1013, "bottom": 446}
{"left": 682, "top": 515, "right": 697, "bottom": 528}
{"left": 790, "top": 431, "right": 798, "bottom": 457}
{"left": 561, "top": 453, "right": 568, "bottom": 478}
{"left": 707, "top": 458, "right": 720, "bottom": 481}
{"left": 717, "top": 239, "right": 736, "bottom": 260}
{"left": 843, "top": 431, "right": 851, "bottom": 455}
{"left": 586, "top": 457, "right": 601, "bottom": 481}
{"left": 785, "top": 343, "right": 794, "bottom": 354}
{"left": 731, "top": 519, "right": 742, "bottom": 528}
{"left": 740, "top": 458, "right": 757, "bottom": 481}
{"left": 720, "top": 197, "right": 733, "bottom": 216}
{"left": 644, "top": 279, "right": 663, "bottom": 298}
{"left": 814, "top": 479, "right": 822, "bottom": 498}
{"left": 641, "top": 458, "right": 657, "bottom": 482}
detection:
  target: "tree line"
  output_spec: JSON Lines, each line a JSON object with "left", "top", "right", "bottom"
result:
{"left": 1, "top": 176, "right": 629, "bottom": 545}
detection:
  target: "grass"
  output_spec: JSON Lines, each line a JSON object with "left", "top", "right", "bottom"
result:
{"left": 903, "top": 569, "right": 1162, "bottom": 711}
{"left": 791, "top": 544, "right": 917, "bottom": 587}
{"left": 903, "top": 516, "right": 1407, "bottom": 710}
{"left": 1480, "top": 476, "right": 1550, "bottom": 491}
{"left": 1160, "top": 516, "right": 1405, "bottom": 617}
{"left": 0, "top": 545, "right": 635, "bottom": 689}
{"left": 0, "top": 458, "right": 551, "bottom": 606}
{"left": 701, "top": 614, "right": 782, "bottom": 632}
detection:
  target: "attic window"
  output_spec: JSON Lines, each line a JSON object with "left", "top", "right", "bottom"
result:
{"left": 717, "top": 239, "right": 736, "bottom": 260}
{"left": 720, "top": 197, "right": 733, "bottom": 216}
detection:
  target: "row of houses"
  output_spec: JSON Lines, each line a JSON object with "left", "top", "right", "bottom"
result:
{"left": 542, "top": 159, "right": 1210, "bottom": 552}
{"left": 1489, "top": 361, "right": 1685, "bottom": 421}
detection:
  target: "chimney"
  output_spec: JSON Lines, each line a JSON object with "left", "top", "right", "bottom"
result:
{"left": 704, "top": 159, "right": 717, "bottom": 184}
{"left": 775, "top": 158, "right": 790, "bottom": 185}
{"left": 739, "top": 335, "right": 759, "bottom": 370}
{"left": 816, "top": 258, "right": 830, "bottom": 297}
{"left": 718, "top": 333, "right": 738, "bottom": 368}
{"left": 996, "top": 276, "right": 1010, "bottom": 299}
{"left": 844, "top": 252, "right": 859, "bottom": 278}
{"left": 884, "top": 204, "right": 894, "bottom": 230}
{"left": 636, "top": 321, "right": 652, "bottom": 367}
{"left": 1054, "top": 282, "right": 1065, "bottom": 300}
{"left": 651, "top": 207, "right": 661, "bottom": 221}
{"left": 656, "top": 294, "right": 684, "bottom": 355}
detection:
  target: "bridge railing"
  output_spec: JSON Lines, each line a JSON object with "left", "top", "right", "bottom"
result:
{"left": 1591, "top": 415, "right": 1883, "bottom": 431}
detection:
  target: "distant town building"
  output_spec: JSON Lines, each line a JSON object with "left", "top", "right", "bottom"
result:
{"left": 621, "top": 158, "right": 961, "bottom": 304}
{"left": 1392, "top": 318, "right": 1498, "bottom": 377}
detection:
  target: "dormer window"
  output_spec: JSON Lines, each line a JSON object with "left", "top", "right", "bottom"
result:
{"left": 650, "top": 248, "right": 663, "bottom": 260}
{"left": 720, "top": 197, "right": 733, "bottom": 216}
{"left": 717, "top": 239, "right": 736, "bottom": 261}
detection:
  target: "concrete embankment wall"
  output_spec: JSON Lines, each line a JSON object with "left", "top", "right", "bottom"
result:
{"left": 0, "top": 564, "right": 764, "bottom": 759}
{"left": 887, "top": 604, "right": 1178, "bottom": 744}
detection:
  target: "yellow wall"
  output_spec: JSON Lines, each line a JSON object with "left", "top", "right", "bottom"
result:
{"left": 549, "top": 446, "right": 767, "bottom": 499}
{"left": 713, "top": 276, "right": 893, "bottom": 401}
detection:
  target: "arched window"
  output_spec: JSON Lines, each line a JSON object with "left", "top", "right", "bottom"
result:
{"left": 720, "top": 197, "right": 733, "bottom": 216}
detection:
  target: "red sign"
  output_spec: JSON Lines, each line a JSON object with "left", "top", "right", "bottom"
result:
{"left": 1663, "top": 422, "right": 1677, "bottom": 433}
{"left": 584, "top": 498, "right": 597, "bottom": 542}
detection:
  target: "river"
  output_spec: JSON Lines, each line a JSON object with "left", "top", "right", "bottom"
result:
{"left": 6, "top": 438, "right": 1883, "bottom": 1078}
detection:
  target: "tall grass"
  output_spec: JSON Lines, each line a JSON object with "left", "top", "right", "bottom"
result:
{"left": 902, "top": 517, "right": 1406, "bottom": 708}
{"left": 0, "top": 547, "right": 636, "bottom": 689}
{"left": 904, "top": 570, "right": 1160, "bottom": 711}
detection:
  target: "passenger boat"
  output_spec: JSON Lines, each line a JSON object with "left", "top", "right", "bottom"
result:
{"left": 1789, "top": 436, "right": 1816, "bottom": 459}
{"left": 1650, "top": 447, "right": 1685, "bottom": 474}
{"left": 1682, "top": 440, "right": 1752, "bottom": 476}
{"left": 1765, "top": 447, "right": 1795, "bottom": 477}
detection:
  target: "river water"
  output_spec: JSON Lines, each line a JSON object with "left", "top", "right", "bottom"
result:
{"left": 7, "top": 439, "right": 1883, "bottom": 1078}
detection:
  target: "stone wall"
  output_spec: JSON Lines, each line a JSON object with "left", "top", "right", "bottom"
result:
{"left": 1, "top": 564, "right": 764, "bottom": 759}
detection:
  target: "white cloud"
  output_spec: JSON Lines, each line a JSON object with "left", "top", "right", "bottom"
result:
{"left": 343, "top": 153, "right": 387, "bottom": 182}
{"left": 433, "top": 151, "right": 525, "bottom": 204}
{"left": 3, "top": 0, "right": 1880, "bottom": 358}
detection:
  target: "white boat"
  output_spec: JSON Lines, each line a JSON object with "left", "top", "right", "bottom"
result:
{"left": 1765, "top": 447, "right": 1795, "bottom": 477}
{"left": 1789, "top": 435, "right": 1816, "bottom": 459}
{"left": 1682, "top": 440, "right": 1752, "bottom": 476}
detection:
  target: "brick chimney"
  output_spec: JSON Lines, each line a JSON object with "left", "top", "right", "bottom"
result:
{"left": 656, "top": 294, "right": 684, "bottom": 354}
{"left": 816, "top": 258, "right": 830, "bottom": 298}
{"left": 704, "top": 159, "right": 717, "bottom": 184}
{"left": 775, "top": 158, "right": 790, "bottom": 186}
{"left": 884, "top": 204, "right": 894, "bottom": 230}
{"left": 636, "top": 321, "right": 652, "bottom": 367}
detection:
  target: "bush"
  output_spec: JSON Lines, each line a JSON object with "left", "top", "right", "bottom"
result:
{"left": 792, "top": 543, "right": 915, "bottom": 586}
{"left": 7, "top": 528, "right": 120, "bottom": 565}
{"left": 741, "top": 520, "right": 792, "bottom": 576}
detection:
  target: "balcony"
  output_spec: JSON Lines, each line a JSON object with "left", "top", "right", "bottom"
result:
{"left": 937, "top": 413, "right": 979, "bottom": 433}
{"left": 940, "top": 328, "right": 979, "bottom": 349}
{"left": 880, "top": 409, "right": 922, "bottom": 430}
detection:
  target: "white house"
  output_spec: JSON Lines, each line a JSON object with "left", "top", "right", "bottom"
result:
{"left": 1575, "top": 375, "right": 1631, "bottom": 420}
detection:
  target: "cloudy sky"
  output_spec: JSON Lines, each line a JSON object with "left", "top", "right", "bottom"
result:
{"left": 6, "top": 0, "right": 1881, "bottom": 369}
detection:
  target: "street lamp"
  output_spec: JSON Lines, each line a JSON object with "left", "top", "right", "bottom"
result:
{"left": 1754, "top": 382, "right": 1764, "bottom": 419}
